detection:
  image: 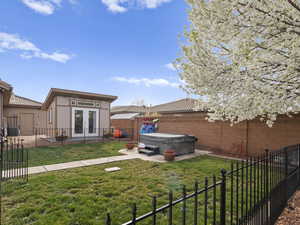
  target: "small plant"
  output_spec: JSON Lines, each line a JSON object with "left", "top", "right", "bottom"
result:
{"left": 55, "top": 129, "right": 68, "bottom": 142}
{"left": 164, "top": 149, "right": 176, "bottom": 161}
{"left": 126, "top": 142, "right": 135, "bottom": 150}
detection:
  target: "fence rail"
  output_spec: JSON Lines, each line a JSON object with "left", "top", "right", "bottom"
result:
{"left": 104, "top": 144, "right": 300, "bottom": 225}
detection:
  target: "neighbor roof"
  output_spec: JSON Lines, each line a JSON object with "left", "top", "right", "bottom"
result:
{"left": 9, "top": 95, "right": 42, "bottom": 108}
{"left": 111, "top": 98, "right": 199, "bottom": 115}
{"left": 0, "top": 80, "right": 13, "bottom": 91}
{"left": 111, "top": 105, "right": 147, "bottom": 115}
{"left": 0, "top": 80, "right": 13, "bottom": 105}
{"left": 111, "top": 113, "right": 140, "bottom": 120}
{"left": 43, "top": 88, "right": 118, "bottom": 109}
{"left": 151, "top": 98, "right": 198, "bottom": 114}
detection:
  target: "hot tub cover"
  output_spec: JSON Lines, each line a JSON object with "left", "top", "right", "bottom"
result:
{"left": 140, "top": 133, "right": 197, "bottom": 155}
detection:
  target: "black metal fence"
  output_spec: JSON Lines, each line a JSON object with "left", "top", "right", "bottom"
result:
{"left": 104, "top": 144, "right": 300, "bottom": 225}
{"left": 0, "top": 138, "right": 28, "bottom": 183}
{"left": 33, "top": 128, "right": 134, "bottom": 147}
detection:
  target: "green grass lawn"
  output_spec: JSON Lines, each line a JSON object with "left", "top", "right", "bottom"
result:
{"left": 26, "top": 141, "right": 126, "bottom": 167}
{"left": 2, "top": 156, "right": 232, "bottom": 225}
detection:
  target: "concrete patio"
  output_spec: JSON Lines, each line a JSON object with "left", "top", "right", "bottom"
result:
{"left": 119, "top": 148, "right": 212, "bottom": 162}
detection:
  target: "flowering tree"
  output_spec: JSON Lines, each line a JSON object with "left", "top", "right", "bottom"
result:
{"left": 177, "top": 0, "right": 300, "bottom": 126}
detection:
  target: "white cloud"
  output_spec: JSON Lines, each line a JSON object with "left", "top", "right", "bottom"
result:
{"left": 21, "top": 0, "right": 172, "bottom": 14}
{"left": 113, "top": 76, "right": 180, "bottom": 88}
{"left": 165, "top": 63, "right": 176, "bottom": 71}
{"left": 101, "top": 0, "right": 172, "bottom": 13}
{"left": 21, "top": 51, "right": 72, "bottom": 63}
{"left": 102, "top": 0, "right": 127, "bottom": 13}
{"left": 21, "top": 0, "right": 74, "bottom": 15}
{"left": 0, "top": 32, "right": 73, "bottom": 63}
{"left": 139, "top": 0, "right": 172, "bottom": 8}
{"left": 21, "top": 0, "right": 56, "bottom": 15}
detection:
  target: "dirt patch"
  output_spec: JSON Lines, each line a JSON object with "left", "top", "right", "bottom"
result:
{"left": 275, "top": 190, "right": 300, "bottom": 225}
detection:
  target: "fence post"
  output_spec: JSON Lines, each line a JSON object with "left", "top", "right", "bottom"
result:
{"left": 84, "top": 128, "right": 86, "bottom": 144}
{"left": 0, "top": 138, "right": 2, "bottom": 225}
{"left": 0, "top": 139, "right": 3, "bottom": 183}
{"left": 265, "top": 149, "right": 270, "bottom": 225}
{"left": 284, "top": 148, "right": 288, "bottom": 178}
{"left": 168, "top": 191, "right": 173, "bottom": 225}
{"left": 35, "top": 128, "right": 37, "bottom": 147}
{"left": 220, "top": 169, "right": 227, "bottom": 225}
{"left": 132, "top": 203, "right": 137, "bottom": 225}
{"left": 298, "top": 144, "right": 300, "bottom": 186}
{"left": 105, "top": 213, "right": 111, "bottom": 225}
{"left": 284, "top": 147, "right": 289, "bottom": 203}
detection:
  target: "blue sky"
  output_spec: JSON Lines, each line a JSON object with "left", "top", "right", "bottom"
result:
{"left": 0, "top": 0, "right": 189, "bottom": 106}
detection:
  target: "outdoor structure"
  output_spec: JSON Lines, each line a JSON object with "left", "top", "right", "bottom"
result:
{"left": 5, "top": 95, "right": 46, "bottom": 136}
{"left": 0, "top": 80, "right": 117, "bottom": 138}
{"left": 42, "top": 88, "right": 117, "bottom": 138}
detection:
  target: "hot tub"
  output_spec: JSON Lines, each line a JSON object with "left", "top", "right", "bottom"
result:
{"left": 139, "top": 133, "right": 197, "bottom": 156}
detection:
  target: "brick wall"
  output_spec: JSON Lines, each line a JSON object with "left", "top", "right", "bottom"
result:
{"left": 247, "top": 115, "right": 300, "bottom": 155}
{"left": 111, "top": 113, "right": 300, "bottom": 156}
{"left": 156, "top": 113, "right": 248, "bottom": 155}
{"left": 111, "top": 119, "right": 134, "bottom": 130}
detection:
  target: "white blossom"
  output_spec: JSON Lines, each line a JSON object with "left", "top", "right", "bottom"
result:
{"left": 177, "top": 0, "right": 300, "bottom": 127}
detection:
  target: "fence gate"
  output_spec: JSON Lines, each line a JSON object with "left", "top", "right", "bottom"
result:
{"left": 0, "top": 138, "right": 29, "bottom": 225}
{"left": 0, "top": 138, "right": 29, "bottom": 183}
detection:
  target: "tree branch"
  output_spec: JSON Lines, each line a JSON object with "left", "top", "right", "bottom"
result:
{"left": 287, "top": 0, "right": 300, "bottom": 12}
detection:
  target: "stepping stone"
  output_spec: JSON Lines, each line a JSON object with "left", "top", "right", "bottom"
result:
{"left": 104, "top": 167, "right": 121, "bottom": 172}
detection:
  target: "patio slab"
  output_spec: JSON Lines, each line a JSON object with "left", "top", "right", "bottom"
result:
{"left": 119, "top": 149, "right": 245, "bottom": 162}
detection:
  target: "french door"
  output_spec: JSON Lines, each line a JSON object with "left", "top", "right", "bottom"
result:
{"left": 72, "top": 107, "right": 99, "bottom": 137}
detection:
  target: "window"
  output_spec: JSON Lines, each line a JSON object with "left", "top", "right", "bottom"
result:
{"left": 49, "top": 108, "right": 52, "bottom": 124}
{"left": 74, "top": 110, "right": 84, "bottom": 134}
{"left": 88, "top": 111, "right": 96, "bottom": 133}
{"left": 72, "top": 107, "right": 99, "bottom": 137}
{"left": 77, "top": 101, "right": 95, "bottom": 107}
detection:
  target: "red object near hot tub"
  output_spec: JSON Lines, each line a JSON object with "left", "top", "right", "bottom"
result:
{"left": 113, "top": 129, "right": 122, "bottom": 138}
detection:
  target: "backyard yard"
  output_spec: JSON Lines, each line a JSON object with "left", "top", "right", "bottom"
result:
{"left": 26, "top": 141, "right": 126, "bottom": 167}
{"left": 2, "top": 156, "right": 232, "bottom": 225}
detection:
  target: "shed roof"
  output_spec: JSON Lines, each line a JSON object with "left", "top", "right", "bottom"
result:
{"left": 111, "top": 105, "right": 146, "bottom": 115}
{"left": 111, "top": 113, "right": 140, "bottom": 120}
{"left": 43, "top": 88, "right": 118, "bottom": 109}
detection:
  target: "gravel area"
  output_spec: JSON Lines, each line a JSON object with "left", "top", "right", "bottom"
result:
{"left": 275, "top": 190, "right": 300, "bottom": 225}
